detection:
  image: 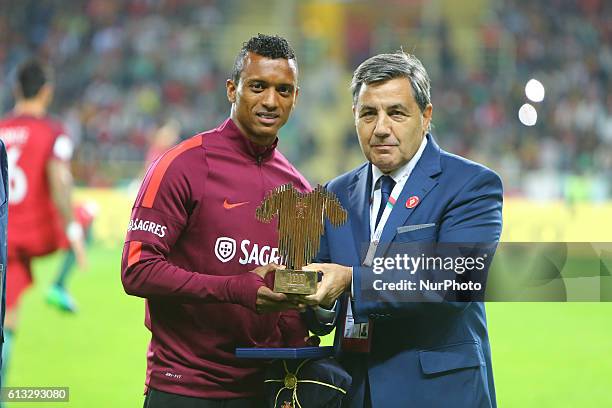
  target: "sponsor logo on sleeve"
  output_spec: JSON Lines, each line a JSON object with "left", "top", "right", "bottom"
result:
{"left": 127, "top": 218, "right": 168, "bottom": 238}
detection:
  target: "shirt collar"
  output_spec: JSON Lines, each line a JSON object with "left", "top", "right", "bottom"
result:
{"left": 371, "top": 135, "right": 428, "bottom": 191}
{"left": 225, "top": 117, "right": 278, "bottom": 161}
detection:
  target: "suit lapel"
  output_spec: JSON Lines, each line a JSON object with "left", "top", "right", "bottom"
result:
{"left": 347, "top": 164, "right": 372, "bottom": 262}
{"left": 376, "top": 134, "right": 442, "bottom": 255}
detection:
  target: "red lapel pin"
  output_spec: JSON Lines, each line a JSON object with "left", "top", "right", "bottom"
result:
{"left": 406, "top": 196, "right": 420, "bottom": 209}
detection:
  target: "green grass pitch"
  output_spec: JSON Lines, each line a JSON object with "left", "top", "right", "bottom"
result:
{"left": 5, "top": 244, "right": 612, "bottom": 407}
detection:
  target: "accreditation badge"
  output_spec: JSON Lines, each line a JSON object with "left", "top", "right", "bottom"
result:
{"left": 340, "top": 298, "right": 372, "bottom": 353}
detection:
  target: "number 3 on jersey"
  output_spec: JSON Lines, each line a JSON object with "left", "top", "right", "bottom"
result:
{"left": 7, "top": 146, "right": 27, "bottom": 204}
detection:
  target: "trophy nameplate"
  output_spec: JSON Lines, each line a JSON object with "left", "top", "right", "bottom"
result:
{"left": 256, "top": 184, "right": 348, "bottom": 295}
{"left": 274, "top": 269, "right": 318, "bottom": 295}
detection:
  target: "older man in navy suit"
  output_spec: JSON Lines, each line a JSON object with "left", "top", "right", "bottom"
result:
{"left": 303, "top": 52, "right": 503, "bottom": 408}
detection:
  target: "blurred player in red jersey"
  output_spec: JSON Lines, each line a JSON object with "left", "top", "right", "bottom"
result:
{"left": 127, "top": 119, "right": 181, "bottom": 196}
{"left": 144, "top": 119, "right": 181, "bottom": 168}
{"left": 0, "top": 59, "right": 88, "bottom": 378}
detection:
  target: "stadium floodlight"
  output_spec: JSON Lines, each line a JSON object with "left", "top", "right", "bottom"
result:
{"left": 518, "top": 103, "right": 538, "bottom": 126}
{"left": 525, "top": 78, "right": 545, "bottom": 102}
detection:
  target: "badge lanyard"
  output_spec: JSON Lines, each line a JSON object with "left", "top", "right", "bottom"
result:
{"left": 342, "top": 172, "right": 409, "bottom": 352}
{"left": 363, "top": 173, "right": 408, "bottom": 266}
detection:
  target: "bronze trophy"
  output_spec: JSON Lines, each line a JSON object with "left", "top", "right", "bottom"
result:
{"left": 256, "top": 184, "right": 347, "bottom": 294}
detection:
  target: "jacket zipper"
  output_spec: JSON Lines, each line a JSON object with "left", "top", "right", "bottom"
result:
{"left": 257, "top": 154, "right": 265, "bottom": 202}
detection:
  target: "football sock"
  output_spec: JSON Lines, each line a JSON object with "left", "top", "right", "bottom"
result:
{"left": 54, "top": 249, "right": 76, "bottom": 289}
{"left": 1, "top": 329, "right": 14, "bottom": 385}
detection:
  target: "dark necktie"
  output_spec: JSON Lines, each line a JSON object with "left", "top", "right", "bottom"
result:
{"left": 375, "top": 175, "right": 395, "bottom": 229}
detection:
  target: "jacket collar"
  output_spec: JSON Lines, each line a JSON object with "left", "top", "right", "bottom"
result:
{"left": 221, "top": 117, "right": 279, "bottom": 162}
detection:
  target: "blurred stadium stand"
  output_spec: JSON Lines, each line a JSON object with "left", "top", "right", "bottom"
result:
{"left": 0, "top": 0, "right": 610, "bottom": 201}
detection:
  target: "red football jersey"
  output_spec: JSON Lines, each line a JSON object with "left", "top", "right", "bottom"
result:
{"left": 0, "top": 113, "right": 73, "bottom": 256}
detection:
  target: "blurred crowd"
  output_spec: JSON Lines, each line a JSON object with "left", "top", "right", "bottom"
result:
{"left": 0, "top": 0, "right": 610, "bottom": 200}
{"left": 468, "top": 0, "right": 611, "bottom": 201}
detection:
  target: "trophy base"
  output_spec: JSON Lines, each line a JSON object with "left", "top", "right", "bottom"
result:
{"left": 274, "top": 269, "right": 317, "bottom": 295}
{"left": 236, "top": 346, "right": 334, "bottom": 359}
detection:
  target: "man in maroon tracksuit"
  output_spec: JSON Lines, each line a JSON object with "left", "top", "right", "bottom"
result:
{"left": 121, "top": 35, "right": 311, "bottom": 407}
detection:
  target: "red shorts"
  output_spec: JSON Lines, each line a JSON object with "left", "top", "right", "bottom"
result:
{"left": 6, "top": 252, "right": 33, "bottom": 310}
{"left": 9, "top": 216, "right": 67, "bottom": 258}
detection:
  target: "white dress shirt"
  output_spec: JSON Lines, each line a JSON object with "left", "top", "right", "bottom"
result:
{"left": 369, "top": 136, "right": 428, "bottom": 238}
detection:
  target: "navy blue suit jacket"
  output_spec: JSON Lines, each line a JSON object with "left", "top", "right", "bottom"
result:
{"left": 0, "top": 140, "right": 8, "bottom": 384}
{"left": 310, "top": 135, "right": 503, "bottom": 408}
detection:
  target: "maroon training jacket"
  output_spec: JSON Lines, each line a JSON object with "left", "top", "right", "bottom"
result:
{"left": 121, "top": 118, "right": 311, "bottom": 398}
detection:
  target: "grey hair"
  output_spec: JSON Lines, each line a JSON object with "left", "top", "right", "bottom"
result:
{"left": 351, "top": 51, "right": 431, "bottom": 112}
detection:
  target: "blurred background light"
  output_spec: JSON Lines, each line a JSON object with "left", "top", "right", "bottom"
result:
{"left": 525, "top": 78, "right": 545, "bottom": 102}
{"left": 519, "top": 103, "right": 538, "bottom": 126}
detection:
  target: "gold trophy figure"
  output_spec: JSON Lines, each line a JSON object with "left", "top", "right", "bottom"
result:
{"left": 256, "top": 184, "right": 347, "bottom": 294}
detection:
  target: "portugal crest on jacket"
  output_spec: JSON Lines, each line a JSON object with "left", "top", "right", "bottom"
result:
{"left": 214, "top": 237, "right": 236, "bottom": 263}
